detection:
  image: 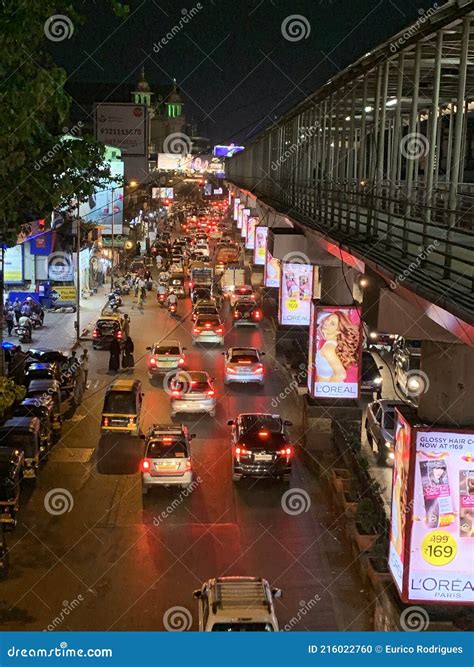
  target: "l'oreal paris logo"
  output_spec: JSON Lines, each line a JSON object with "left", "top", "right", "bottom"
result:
{"left": 411, "top": 577, "right": 474, "bottom": 593}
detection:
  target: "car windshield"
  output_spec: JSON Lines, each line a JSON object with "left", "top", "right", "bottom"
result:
{"left": 103, "top": 392, "right": 135, "bottom": 414}
{"left": 240, "top": 415, "right": 281, "bottom": 433}
{"left": 97, "top": 320, "right": 119, "bottom": 334}
{"left": 147, "top": 439, "right": 188, "bottom": 458}
{"left": 383, "top": 410, "right": 396, "bottom": 431}
{"left": 230, "top": 352, "right": 259, "bottom": 364}
{"left": 155, "top": 346, "right": 180, "bottom": 355}
{"left": 211, "top": 623, "right": 273, "bottom": 632}
{"left": 0, "top": 433, "right": 34, "bottom": 451}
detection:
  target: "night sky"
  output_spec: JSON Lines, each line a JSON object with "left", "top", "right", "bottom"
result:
{"left": 54, "top": 0, "right": 442, "bottom": 144}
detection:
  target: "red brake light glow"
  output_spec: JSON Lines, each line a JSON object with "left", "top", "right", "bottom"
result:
{"left": 178, "top": 357, "right": 185, "bottom": 365}
{"left": 277, "top": 446, "right": 294, "bottom": 457}
{"left": 215, "top": 327, "right": 223, "bottom": 334}
{"left": 235, "top": 446, "right": 249, "bottom": 456}
{"left": 207, "top": 389, "right": 215, "bottom": 397}
{"left": 258, "top": 430, "right": 269, "bottom": 439}
{"left": 255, "top": 364, "right": 264, "bottom": 373}
{"left": 162, "top": 437, "right": 173, "bottom": 443}
{"left": 171, "top": 389, "right": 182, "bottom": 397}
{"left": 103, "top": 417, "right": 109, "bottom": 427}
{"left": 193, "top": 327, "right": 200, "bottom": 334}
{"left": 141, "top": 459, "right": 150, "bottom": 472}
{"left": 254, "top": 310, "right": 261, "bottom": 319}
{"left": 148, "top": 357, "right": 156, "bottom": 366}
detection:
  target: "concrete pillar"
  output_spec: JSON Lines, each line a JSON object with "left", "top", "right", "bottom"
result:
{"left": 320, "top": 265, "right": 359, "bottom": 306}
{"left": 418, "top": 341, "right": 474, "bottom": 427}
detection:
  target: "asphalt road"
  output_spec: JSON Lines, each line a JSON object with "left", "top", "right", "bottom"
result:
{"left": 1, "top": 277, "right": 371, "bottom": 632}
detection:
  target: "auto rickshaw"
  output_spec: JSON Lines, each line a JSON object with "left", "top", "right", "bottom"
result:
{"left": 14, "top": 398, "right": 54, "bottom": 459}
{"left": 0, "top": 417, "right": 41, "bottom": 478}
{"left": 25, "top": 379, "right": 62, "bottom": 438}
{"left": 0, "top": 446, "right": 24, "bottom": 528}
{"left": 26, "top": 349, "right": 74, "bottom": 395}
{"left": 24, "top": 362, "right": 59, "bottom": 388}
{"left": 101, "top": 379, "right": 143, "bottom": 436}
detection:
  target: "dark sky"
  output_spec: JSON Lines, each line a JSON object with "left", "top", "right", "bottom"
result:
{"left": 54, "top": 0, "right": 443, "bottom": 144}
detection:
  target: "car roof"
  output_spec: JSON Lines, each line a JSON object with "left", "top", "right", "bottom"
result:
{"left": 107, "top": 379, "right": 141, "bottom": 392}
{"left": 0, "top": 416, "right": 40, "bottom": 430}
{"left": 154, "top": 340, "right": 181, "bottom": 347}
{"left": 175, "top": 371, "right": 208, "bottom": 382}
{"left": 27, "top": 379, "right": 60, "bottom": 390}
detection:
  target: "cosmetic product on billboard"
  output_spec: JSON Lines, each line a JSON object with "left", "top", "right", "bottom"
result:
{"left": 459, "top": 470, "right": 474, "bottom": 538}
{"left": 419, "top": 460, "right": 454, "bottom": 529}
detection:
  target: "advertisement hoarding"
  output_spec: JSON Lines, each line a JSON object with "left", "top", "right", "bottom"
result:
{"left": 233, "top": 198, "right": 240, "bottom": 222}
{"left": 47, "top": 251, "right": 74, "bottom": 282}
{"left": 3, "top": 245, "right": 24, "bottom": 284}
{"left": 389, "top": 413, "right": 474, "bottom": 605}
{"left": 241, "top": 208, "right": 250, "bottom": 239}
{"left": 264, "top": 250, "right": 280, "bottom": 288}
{"left": 237, "top": 204, "right": 245, "bottom": 230}
{"left": 278, "top": 262, "right": 314, "bottom": 326}
{"left": 95, "top": 103, "right": 147, "bottom": 155}
{"left": 253, "top": 226, "right": 268, "bottom": 266}
{"left": 308, "top": 305, "right": 362, "bottom": 399}
{"left": 79, "top": 159, "right": 124, "bottom": 234}
{"left": 246, "top": 216, "right": 259, "bottom": 250}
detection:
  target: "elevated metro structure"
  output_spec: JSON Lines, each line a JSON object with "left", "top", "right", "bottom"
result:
{"left": 226, "top": 0, "right": 474, "bottom": 427}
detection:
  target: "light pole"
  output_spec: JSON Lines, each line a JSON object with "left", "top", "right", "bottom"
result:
{"left": 111, "top": 186, "right": 115, "bottom": 289}
{"left": 75, "top": 203, "right": 81, "bottom": 343}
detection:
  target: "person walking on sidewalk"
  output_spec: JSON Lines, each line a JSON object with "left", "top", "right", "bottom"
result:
{"left": 123, "top": 314, "right": 130, "bottom": 340}
{"left": 108, "top": 338, "right": 121, "bottom": 373}
{"left": 122, "top": 336, "right": 134, "bottom": 371}
{"left": 80, "top": 349, "right": 89, "bottom": 388}
{"left": 72, "top": 362, "right": 85, "bottom": 407}
{"left": 13, "top": 299, "right": 21, "bottom": 324}
{"left": 5, "top": 308, "right": 14, "bottom": 336}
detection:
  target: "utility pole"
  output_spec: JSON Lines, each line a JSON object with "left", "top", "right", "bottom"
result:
{"left": 75, "top": 203, "right": 80, "bottom": 344}
{"left": 111, "top": 187, "right": 115, "bottom": 289}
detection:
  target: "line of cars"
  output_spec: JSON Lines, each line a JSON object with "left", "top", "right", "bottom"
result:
{"left": 0, "top": 349, "right": 71, "bottom": 528}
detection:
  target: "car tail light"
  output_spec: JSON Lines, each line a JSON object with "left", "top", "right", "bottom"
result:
{"left": 235, "top": 446, "right": 250, "bottom": 457}
{"left": 171, "top": 389, "right": 182, "bottom": 397}
{"left": 193, "top": 327, "right": 200, "bottom": 334}
{"left": 178, "top": 357, "right": 185, "bottom": 365}
{"left": 163, "top": 437, "right": 173, "bottom": 443}
{"left": 258, "top": 430, "right": 269, "bottom": 439}
{"left": 116, "top": 330, "right": 123, "bottom": 340}
{"left": 255, "top": 364, "right": 264, "bottom": 373}
{"left": 141, "top": 459, "right": 150, "bottom": 472}
{"left": 93, "top": 328, "right": 99, "bottom": 338}
{"left": 128, "top": 417, "right": 136, "bottom": 425}
{"left": 215, "top": 327, "right": 223, "bottom": 334}
{"left": 207, "top": 389, "right": 215, "bottom": 397}
{"left": 148, "top": 357, "right": 156, "bottom": 366}
{"left": 277, "top": 446, "right": 294, "bottom": 458}
{"left": 102, "top": 417, "right": 109, "bottom": 427}
{"left": 185, "top": 460, "right": 192, "bottom": 471}
{"left": 253, "top": 310, "right": 261, "bottom": 320}
{"left": 189, "top": 281, "right": 193, "bottom": 288}
{"left": 233, "top": 310, "right": 240, "bottom": 318}
{"left": 205, "top": 323, "right": 211, "bottom": 329}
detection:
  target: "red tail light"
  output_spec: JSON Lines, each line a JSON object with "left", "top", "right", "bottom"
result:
{"left": 189, "top": 281, "right": 193, "bottom": 288}
{"left": 116, "top": 330, "right": 123, "bottom": 340}
{"left": 93, "top": 329, "right": 99, "bottom": 338}
{"left": 253, "top": 310, "right": 261, "bottom": 320}
{"left": 235, "top": 446, "right": 250, "bottom": 457}
{"left": 233, "top": 311, "right": 240, "bottom": 318}
{"left": 141, "top": 459, "right": 150, "bottom": 472}
{"left": 193, "top": 327, "right": 200, "bottom": 334}
{"left": 148, "top": 357, "right": 156, "bottom": 366}
{"left": 207, "top": 389, "right": 215, "bottom": 397}
{"left": 227, "top": 367, "right": 236, "bottom": 374}
{"left": 277, "top": 446, "right": 294, "bottom": 458}
{"left": 255, "top": 364, "right": 264, "bottom": 373}
{"left": 162, "top": 437, "right": 173, "bottom": 443}
{"left": 185, "top": 460, "right": 192, "bottom": 471}
{"left": 258, "top": 430, "right": 269, "bottom": 439}
{"left": 178, "top": 357, "right": 185, "bottom": 365}
{"left": 215, "top": 327, "right": 223, "bottom": 334}
{"left": 205, "top": 323, "right": 211, "bottom": 329}
{"left": 102, "top": 417, "right": 109, "bottom": 427}
{"left": 171, "top": 389, "right": 182, "bottom": 397}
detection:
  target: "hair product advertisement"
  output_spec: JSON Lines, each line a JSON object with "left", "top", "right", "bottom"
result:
{"left": 278, "top": 262, "right": 314, "bottom": 326}
{"left": 253, "top": 226, "right": 268, "bottom": 266}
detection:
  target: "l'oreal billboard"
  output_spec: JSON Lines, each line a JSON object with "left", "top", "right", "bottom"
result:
{"left": 246, "top": 216, "right": 259, "bottom": 250}
{"left": 389, "top": 408, "right": 474, "bottom": 605}
{"left": 264, "top": 250, "right": 280, "bottom": 288}
{"left": 278, "top": 262, "right": 314, "bottom": 326}
{"left": 241, "top": 208, "right": 250, "bottom": 239}
{"left": 233, "top": 198, "right": 240, "bottom": 221}
{"left": 253, "top": 226, "right": 267, "bottom": 266}
{"left": 307, "top": 304, "right": 362, "bottom": 399}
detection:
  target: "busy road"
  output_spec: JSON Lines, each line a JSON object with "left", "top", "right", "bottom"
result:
{"left": 0, "top": 216, "right": 371, "bottom": 632}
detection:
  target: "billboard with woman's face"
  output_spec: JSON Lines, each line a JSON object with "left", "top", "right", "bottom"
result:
{"left": 264, "top": 250, "right": 281, "bottom": 288}
{"left": 309, "top": 306, "right": 362, "bottom": 399}
{"left": 241, "top": 208, "right": 250, "bottom": 239}
{"left": 279, "top": 262, "right": 313, "bottom": 326}
{"left": 246, "top": 216, "right": 259, "bottom": 250}
{"left": 237, "top": 204, "right": 245, "bottom": 229}
{"left": 233, "top": 197, "right": 240, "bottom": 221}
{"left": 253, "top": 226, "right": 268, "bottom": 266}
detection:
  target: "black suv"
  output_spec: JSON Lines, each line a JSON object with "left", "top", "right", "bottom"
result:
{"left": 228, "top": 413, "right": 293, "bottom": 482}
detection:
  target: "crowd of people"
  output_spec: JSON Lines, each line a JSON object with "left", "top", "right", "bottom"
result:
{"left": 3, "top": 296, "right": 44, "bottom": 337}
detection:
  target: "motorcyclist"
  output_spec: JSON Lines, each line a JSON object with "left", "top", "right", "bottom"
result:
{"left": 155, "top": 254, "right": 163, "bottom": 269}
{"left": 20, "top": 299, "right": 32, "bottom": 317}
{"left": 18, "top": 313, "right": 32, "bottom": 337}
{"left": 157, "top": 283, "right": 167, "bottom": 297}
{"left": 167, "top": 291, "right": 178, "bottom": 308}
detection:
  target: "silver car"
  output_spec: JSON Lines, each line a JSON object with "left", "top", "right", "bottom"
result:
{"left": 141, "top": 424, "right": 195, "bottom": 492}
{"left": 170, "top": 371, "right": 217, "bottom": 417}
{"left": 365, "top": 399, "right": 406, "bottom": 465}
{"left": 224, "top": 347, "right": 265, "bottom": 385}
{"left": 146, "top": 340, "right": 186, "bottom": 379}
{"left": 192, "top": 314, "right": 224, "bottom": 346}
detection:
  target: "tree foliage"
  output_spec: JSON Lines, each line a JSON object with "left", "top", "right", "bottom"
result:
{"left": 0, "top": 0, "right": 128, "bottom": 246}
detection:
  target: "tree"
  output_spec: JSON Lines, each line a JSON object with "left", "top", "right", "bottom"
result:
{"left": 0, "top": 0, "right": 128, "bottom": 372}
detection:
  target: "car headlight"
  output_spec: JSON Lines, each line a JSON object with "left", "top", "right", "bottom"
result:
{"left": 369, "top": 332, "right": 378, "bottom": 340}
{"left": 373, "top": 377, "right": 383, "bottom": 385}
{"left": 388, "top": 452, "right": 395, "bottom": 460}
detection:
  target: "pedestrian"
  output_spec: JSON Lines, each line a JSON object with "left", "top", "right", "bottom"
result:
{"left": 5, "top": 309, "right": 14, "bottom": 336}
{"left": 72, "top": 363, "right": 85, "bottom": 406}
{"left": 108, "top": 338, "right": 121, "bottom": 373}
{"left": 80, "top": 349, "right": 89, "bottom": 388}
{"left": 122, "top": 336, "right": 134, "bottom": 371}
{"left": 123, "top": 314, "right": 130, "bottom": 340}
{"left": 13, "top": 298, "right": 21, "bottom": 324}
{"left": 68, "top": 350, "right": 78, "bottom": 369}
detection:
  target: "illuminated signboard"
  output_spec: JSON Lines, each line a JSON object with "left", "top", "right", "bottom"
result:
{"left": 95, "top": 103, "right": 147, "bottom": 156}
{"left": 237, "top": 204, "right": 245, "bottom": 230}
{"left": 253, "top": 226, "right": 268, "bottom": 266}
{"left": 389, "top": 411, "right": 474, "bottom": 604}
{"left": 233, "top": 197, "right": 240, "bottom": 221}
{"left": 3, "top": 245, "right": 24, "bottom": 284}
{"left": 246, "top": 216, "right": 259, "bottom": 250}
{"left": 279, "top": 262, "right": 314, "bottom": 326}
{"left": 264, "top": 250, "right": 280, "bottom": 288}
{"left": 308, "top": 305, "right": 362, "bottom": 399}
{"left": 241, "top": 208, "right": 250, "bottom": 239}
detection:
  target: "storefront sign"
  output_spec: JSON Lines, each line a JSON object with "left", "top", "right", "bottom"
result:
{"left": 253, "top": 226, "right": 268, "bottom": 266}
{"left": 51, "top": 285, "right": 77, "bottom": 302}
{"left": 307, "top": 305, "right": 362, "bottom": 399}
{"left": 278, "top": 262, "right": 314, "bottom": 326}
{"left": 389, "top": 412, "right": 474, "bottom": 604}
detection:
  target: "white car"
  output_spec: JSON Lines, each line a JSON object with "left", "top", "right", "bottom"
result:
{"left": 192, "top": 314, "right": 224, "bottom": 346}
{"left": 170, "top": 371, "right": 217, "bottom": 417}
{"left": 223, "top": 347, "right": 265, "bottom": 385}
{"left": 141, "top": 424, "right": 195, "bottom": 492}
{"left": 229, "top": 285, "right": 256, "bottom": 308}
{"left": 194, "top": 244, "right": 210, "bottom": 258}
{"left": 146, "top": 340, "right": 186, "bottom": 379}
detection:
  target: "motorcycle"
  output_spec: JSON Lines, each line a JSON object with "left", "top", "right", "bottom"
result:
{"left": 107, "top": 293, "right": 122, "bottom": 308}
{"left": 168, "top": 302, "right": 177, "bottom": 317}
{"left": 30, "top": 312, "right": 42, "bottom": 329}
{"left": 157, "top": 293, "right": 167, "bottom": 308}
{"left": 16, "top": 325, "right": 32, "bottom": 344}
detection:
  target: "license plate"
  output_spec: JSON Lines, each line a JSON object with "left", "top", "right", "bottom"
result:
{"left": 155, "top": 461, "right": 180, "bottom": 471}
{"left": 254, "top": 453, "right": 272, "bottom": 461}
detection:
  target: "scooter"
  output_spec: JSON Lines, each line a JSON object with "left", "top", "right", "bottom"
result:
{"left": 157, "top": 293, "right": 167, "bottom": 308}
{"left": 107, "top": 293, "right": 122, "bottom": 308}
{"left": 16, "top": 325, "right": 32, "bottom": 344}
{"left": 168, "top": 302, "right": 177, "bottom": 317}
